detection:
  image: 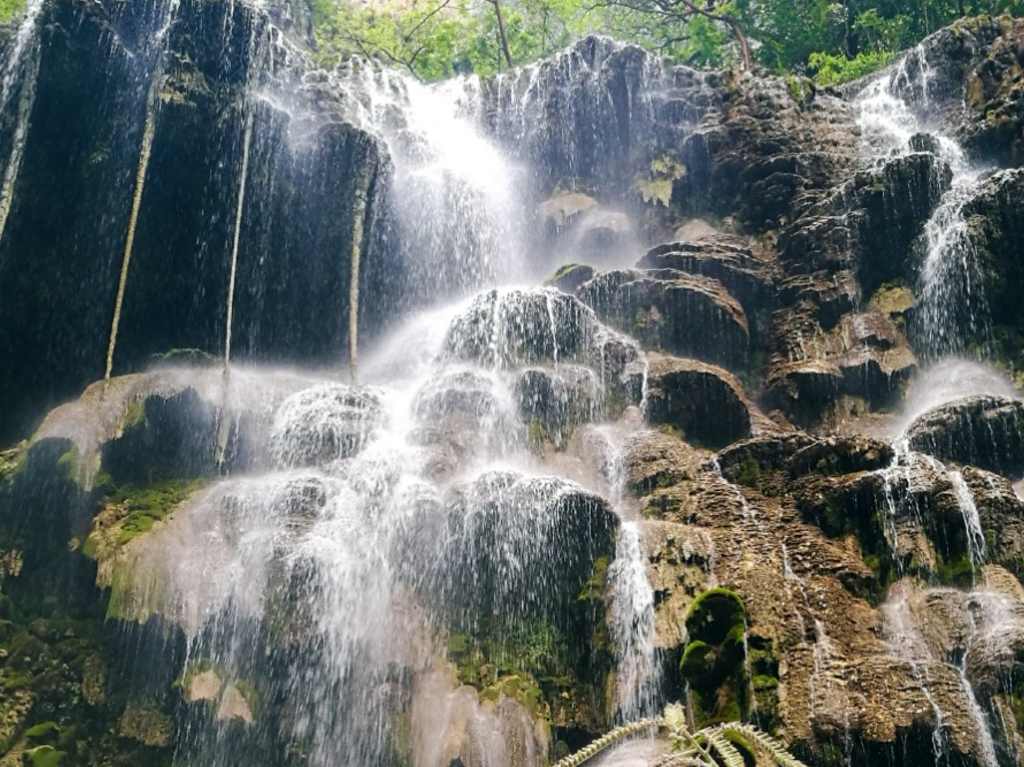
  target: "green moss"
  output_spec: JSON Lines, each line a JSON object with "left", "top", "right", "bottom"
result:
{"left": 935, "top": 552, "right": 976, "bottom": 588}
{"left": 577, "top": 556, "right": 609, "bottom": 603}
{"left": 752, "top": 674, "right": 779, "bottom": 691}
{"left": 0, "top": 0, "right": 27, "bottom": 24}
{"left": 24, "top": 721, "right": 59, "bottom": 742}
{"left": 479, "top": 674, "right": 545, "bottom": 716}
{"left": 84, "top": 478, "right": 204, "bottom": 560}
{"left": 55, "top": 447, "right": 79, "bottom": 480}
{"left": 680, "top": 640, "right": 714, "bottom": 679}
{"left": 122, "top": 399, "right": 146, "bottom": 430}
{"left": 734, "top": 457, "right": 761, "bottom": 488}
{"left": 25, "top": 745, "right": 66, "bottom": 767}
{"left": 685, "top": 588, "right": 746, "bottom": 644}
{"left": 0, "top": 443, "right": 27, "bottom": 485}
{"left": 680, "top": 589, "right": 772, "bottom": 728}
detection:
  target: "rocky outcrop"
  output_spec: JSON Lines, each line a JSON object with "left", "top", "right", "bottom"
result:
{"left": 0, "top": 0, "right": 391, "bottom": 443}
{"left": 636, "top": 234, "right": 773, "bottom": 312}
{"left": 577, "top": 270, "right": 749, "bottom": 369}
{"left": 907, "top": 395, "right": 1024, "bottom": 476}
{"left": 673, "top": 70, "right": 859, "bottom": 229}
{"left": 961, "top": 169, "right": 1024, "bottom": 354}
{"left": 882, "top": 15, "right": 1024, "bottom": 165}
{"left": 643, "top": 353, "right": 752, "bottom": 449}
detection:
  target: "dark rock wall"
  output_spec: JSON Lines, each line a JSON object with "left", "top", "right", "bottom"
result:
{"left": 0, "top": 0, "right": 389, "bottom": 442}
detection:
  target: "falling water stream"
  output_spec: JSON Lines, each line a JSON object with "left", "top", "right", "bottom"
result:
{"left": 856, "top": 45, "right": 989, "bottom": 357}
{"left": 0, "top": 0, "right": 43, "bottom": 245}
{"left": 855, "top": 46, "right": 1023, "bottom": 766}
{"left": 88, "top": 57, "right": 666, "bottom": 765}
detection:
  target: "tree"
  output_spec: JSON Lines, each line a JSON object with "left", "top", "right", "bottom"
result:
{"left": 590, "top": 0, "right": 753, "bottom": 68}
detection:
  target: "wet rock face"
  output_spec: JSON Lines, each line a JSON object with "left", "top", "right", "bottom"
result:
{"left": 0, "top": 0, "right": 390, "bottom": 443}
{"left": 577, "top": 269, "right": 749, "bottom": 370}
{"left": 445, "top": 289, "right": 598, "bottom": 369}
{"left": 412, "top": 472, "right": 618, "bottom": 635}
{"left": 907, "top": 395, "right": 1024, "bottom": 477}
{"left": 643, "top": 354, "right": 752, "bottom": 449}
{"left": 673, "top": 70, "right": 859, "bottom": 229}
{"left": 483, "top": 36, "right": 679, "bottom": 194}
{"left": 893, "top": 15, "right": 1024, "bottom": 164}
{"left": 271, "top": 384, "right": 384, "bottom": 468}
{"left": 514, "top": 366, "right": 600, "bottom": 447}
{"left": 636, "top": 234, "right": 773, "bottom": 315}
{"left": 962, "top": 169, "right": 1024, "bottom": 345}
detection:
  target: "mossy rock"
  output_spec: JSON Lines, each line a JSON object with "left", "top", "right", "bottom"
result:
{"left": 545, "top": 263, "right": 595, "bottom": 294}
{"left": 23, "top": 746, "right": 65, "bottom": 767}
{"left": 117, "top": 705, "right": 172, "bottom": 748}
{"left": 685, "top": 588, "right": 746, "bottom": 644}
{"left": 83, "top": 478, "right": 205, "bottom": 566}
{"left": 680, "top": 588, "right": 756, "bottom": 727}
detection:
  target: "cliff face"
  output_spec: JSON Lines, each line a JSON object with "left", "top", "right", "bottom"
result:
{"left": 0, "top": 0, "right": 390, "bottom": 443}
{"left": 4, "top": 4, "right": 1024, "bottom": 767}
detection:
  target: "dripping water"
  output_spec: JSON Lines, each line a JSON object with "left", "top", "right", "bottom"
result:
{"left": 856, "top": 45, "right": 989, "bottom": 357}
{"left": 0, "top": 0, "right": 43, "bottom": 247}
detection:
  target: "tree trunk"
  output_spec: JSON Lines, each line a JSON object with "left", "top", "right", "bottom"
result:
{"left": 491, "top": 0, "right": 513, "bottom": 68}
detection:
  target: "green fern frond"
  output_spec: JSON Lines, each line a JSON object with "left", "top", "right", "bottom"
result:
{"left": 550, "top": 717, "right": 662, "bottom": 767}
{"left": 715, "top": 723, "right": 810, "bottom": 767}
{"left": 551, "top": 704, "right": 807, "bottom": 767}
{"left": 699, "top": 728, "right": 746, "bottom": 767}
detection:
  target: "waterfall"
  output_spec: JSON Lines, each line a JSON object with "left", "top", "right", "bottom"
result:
{"left": 881, "top": 586, "right": 952, "bottom": 765}
{"left": 855, "top": 45, "right": 989, "bottom": 356}
{"left": 224, "top": 111, "right": 254, "bottom": 367}
{"left": 0, "top": 0, "right": 43, "bottom": 248}
{"left": 949, "top": 470, "right": 987, "bottom": 573}
{"left": 333, "top": 62, "right": 527, "bottom": 307}
{"left": 108, "top": 264, "right": 648, "bottom": 762}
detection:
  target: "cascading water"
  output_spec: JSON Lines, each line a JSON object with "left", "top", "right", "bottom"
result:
{"left": 856, "top": 45, "right": 989, "bottom": 356}
{"left": 592, "top": 422, "right": 663, "bottom": 722}
{"left": 869, "top": 356, "right": 1024, "bottom": 764}
{"left": 0, "top": 0, "right": 44, "bottom": 246}
{"left": 332, "top": 62, "right": 528, "bottom": 308}
{"left": 96, "top": 59, "right": 666, "bottom": 759}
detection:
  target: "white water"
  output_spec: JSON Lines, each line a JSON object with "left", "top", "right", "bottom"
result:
{"left": 0, "top": 0, "right": 44, "bottom": 246}
{"left": 333, "top": 62, "right": 529, "bottom": 304}
{"left": 95, "top": 55, "right": 667, "bottom": 744}
{"left": 881, "top": 586, "right": 952, "bottom": 765}
{"left": 856, "top": 45, "right": 989, "bottom": 356}
{"left": 949, "top": 470, "right": 987, "bottom": 572}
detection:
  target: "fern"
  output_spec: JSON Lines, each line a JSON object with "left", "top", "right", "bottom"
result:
{"left": 716, "top": 723, "right": 810, "bottom": 767}
{"left": 700, "top": 728, "right": 746, "bottom": 767}
{"left": 551, "top": 718, "right": 662, "bottom": 767}
{"left": 553, "top": 703, "right": 809, "bottom": 767}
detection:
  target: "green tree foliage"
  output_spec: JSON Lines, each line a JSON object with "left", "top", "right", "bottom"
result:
{"left": 311, "top": 0, "right": 1024, "bottom": 82}
{"left": 0, "top": 0, "right": 28, "bottom": 24}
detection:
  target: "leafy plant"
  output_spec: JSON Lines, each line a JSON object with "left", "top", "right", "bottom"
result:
{"left": 552, "top": 703, "right": 808, "bottom": 767}
{"left": 808, "top": 48, "right": 895, "bottom": 86}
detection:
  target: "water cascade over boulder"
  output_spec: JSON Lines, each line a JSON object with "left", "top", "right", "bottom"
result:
{"left": 5, "top": 5, "right": 1024, "bottom": 767}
